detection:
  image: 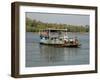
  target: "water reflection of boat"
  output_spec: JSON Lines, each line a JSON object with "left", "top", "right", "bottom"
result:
{"left": 40, "top": 45, "right": 65, "bottom": 63}
{"left": 39, "top": 44, "right": 79, "bottom": 64}
{"left": 39, "top": 28, "right": 81, "bottom": 48}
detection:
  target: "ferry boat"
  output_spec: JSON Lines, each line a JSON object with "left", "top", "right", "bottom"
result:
{"left": 39, "top": 28, "right": 81, "bottom": 47}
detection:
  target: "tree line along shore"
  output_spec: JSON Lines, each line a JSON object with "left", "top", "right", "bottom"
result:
{"left": 26, "top": 18, "right": 89, "bottom": 32}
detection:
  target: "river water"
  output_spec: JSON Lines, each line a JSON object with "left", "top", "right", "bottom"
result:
{"left": 26, "top": 32, "right": 89, "bottom": 67}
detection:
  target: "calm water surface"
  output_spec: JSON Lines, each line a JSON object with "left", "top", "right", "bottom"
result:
{"left": 26, "top": 32, "right": 89, "bottom": 67}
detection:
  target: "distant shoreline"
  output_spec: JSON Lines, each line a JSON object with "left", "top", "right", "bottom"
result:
{"left": 26, "top": 18, "right": 89, "bottom": 33}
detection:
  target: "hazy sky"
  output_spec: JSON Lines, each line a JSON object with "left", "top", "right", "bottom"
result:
{"left": 26, "top": 12, "right": 89, "bottom": 26}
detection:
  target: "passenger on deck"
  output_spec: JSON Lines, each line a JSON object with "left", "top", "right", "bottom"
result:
{"left": 64, "top": 32, "right": 68, "bottom": 41}
{"left": 63, "top": 32, "right": 68, "bottom": 44}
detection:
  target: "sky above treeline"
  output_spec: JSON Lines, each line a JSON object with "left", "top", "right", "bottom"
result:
{"left": 26, "top": 12, "right": 89, "bottom": 26}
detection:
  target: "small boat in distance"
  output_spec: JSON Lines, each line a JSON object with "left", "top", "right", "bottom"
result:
{"left": 39, "top": 28, "right": 81, "bottom": 48}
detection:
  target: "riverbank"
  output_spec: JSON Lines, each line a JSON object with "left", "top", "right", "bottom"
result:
{"left": 26, "top": 18, "right": 89, "bottom": 32}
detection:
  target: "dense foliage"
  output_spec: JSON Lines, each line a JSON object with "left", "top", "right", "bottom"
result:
{"left": 26, "top": 18, "right": 89, "bottom": 32}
